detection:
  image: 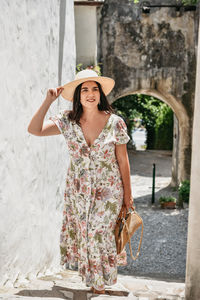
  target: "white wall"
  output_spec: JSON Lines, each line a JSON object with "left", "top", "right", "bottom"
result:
{"left": 75, "top": 5, "right": 97, "bottom": 66}
{"left": 0, "top": 0, "right": 75, "bottom": 287}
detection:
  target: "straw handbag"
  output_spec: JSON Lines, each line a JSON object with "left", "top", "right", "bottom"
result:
{"left": 115, "top": 206, "right": 143, "bottom": 260}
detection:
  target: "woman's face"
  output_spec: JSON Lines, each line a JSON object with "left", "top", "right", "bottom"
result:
{"left": 80, "top": 81, "right": 100, "bottom": 108}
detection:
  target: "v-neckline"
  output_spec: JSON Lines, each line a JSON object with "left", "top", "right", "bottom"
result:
{"left": 79, "top": 113, "right": 113, "bottom": 148}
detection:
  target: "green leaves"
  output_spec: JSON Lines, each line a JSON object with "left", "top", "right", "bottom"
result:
{"left": 100, "top": 161, "right": 112, "bottom": 171}
{"left": 105, "top": 201, "right": 117, "bottom": 214}
{"left": 94, "top": 233, "right": 103, "bottom": 243}
{"left": 155, "top": 104, "right": 173, "bottom": 150}
{"left": 60, "top": 246, "right": 67, "bottom": 256}
{"left": 112, "top": 94, "right": 173, "bottom": 150}
{"left": 178, "top": 180, "right": 190, "bottom": 203}
{"left": 181, "top": 0, "right": 199, "bottom": 5}
{"left": 129, "top": 0, "right": 140, "bottom": 3}
{"left": 76, "top": 63, "right": 102, "bottom": 75}
{"left": 69, "top": 230, "right": 76, "bottom": 240}
{"left": 159, "top": 196, "right": 177, "bottom": 203}
{"left": 70, "top": 161, "right": 75, "bottom": 172}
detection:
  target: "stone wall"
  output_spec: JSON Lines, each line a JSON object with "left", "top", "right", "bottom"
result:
{"left": 0, "top": 0, "right": 75, "bottom": 287}
{"left": 98, "top": 0, "right": 198, "bottom": 183}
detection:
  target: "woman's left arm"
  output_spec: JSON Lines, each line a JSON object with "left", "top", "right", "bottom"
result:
{"left": 115, "top": 144, "right": 134, "bottom": 209}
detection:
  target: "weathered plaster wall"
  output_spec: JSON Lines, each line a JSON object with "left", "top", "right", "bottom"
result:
{"left": 98, "top": 0, "right": 198, "bottom": 183}
{"left": 0, "top": 0, "right": 75, "bottom": 287}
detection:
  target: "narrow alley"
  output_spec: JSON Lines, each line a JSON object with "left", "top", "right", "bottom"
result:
{"left": 0, "top": 150, "right": 187, "bottom": 300}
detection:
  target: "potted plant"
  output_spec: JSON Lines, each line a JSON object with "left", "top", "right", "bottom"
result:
{"left": 76, "top": 63, "right": 102, "bottom": 75}
{"left": 159, "top": 196, "right": 177, "bottom": 209}
{"left": 178, "top": 180, "right": 190, "bottom": 208}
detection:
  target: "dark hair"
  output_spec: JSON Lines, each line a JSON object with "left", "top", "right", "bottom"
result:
{"left": 68, "top": 81, "right": 114, "bottom": 125}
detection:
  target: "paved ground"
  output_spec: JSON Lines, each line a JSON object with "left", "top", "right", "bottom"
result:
{"left": 118, "top": 150, "right": 188, "bottom": 282}
{"left": 0, "top": 269, "right": 185, "bottom": 299}
{"left": 0, "top": 150, "right": 188, "bottom": 299}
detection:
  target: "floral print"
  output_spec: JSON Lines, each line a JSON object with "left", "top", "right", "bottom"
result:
{"left": 49, "top": 110, "right": 130, "bottom": 290}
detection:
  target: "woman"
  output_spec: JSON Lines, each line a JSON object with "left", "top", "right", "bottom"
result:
{"left": 27, "top": 69, "right": 133, "bottom": 294}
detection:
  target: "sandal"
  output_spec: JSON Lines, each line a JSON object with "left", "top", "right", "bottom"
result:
{"left": 90, "top": 287, "right": 105, "bottom": 294}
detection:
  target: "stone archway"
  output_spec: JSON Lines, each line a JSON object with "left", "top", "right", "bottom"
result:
{"left": 109, "top": 88, "right": 190, "bottom": 185}
{"left": 98, "top": 0, "right": 197, "bottom": 184}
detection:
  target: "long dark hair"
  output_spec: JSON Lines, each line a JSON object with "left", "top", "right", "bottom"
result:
{"left": 68, "top": 81, "right": 114, "bottom": 126}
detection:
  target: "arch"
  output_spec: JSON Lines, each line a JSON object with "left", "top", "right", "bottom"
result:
{"left": 110, "top": 88, "right": 190, "bottom": 185}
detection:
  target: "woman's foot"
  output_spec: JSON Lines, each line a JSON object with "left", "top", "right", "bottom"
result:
{"left": 90, "top": 287, "right": 105, "bottom": 294}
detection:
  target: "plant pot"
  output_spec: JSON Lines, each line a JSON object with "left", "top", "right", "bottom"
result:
{"left": 161, "top": 202, "right": 176, "bottom": 209}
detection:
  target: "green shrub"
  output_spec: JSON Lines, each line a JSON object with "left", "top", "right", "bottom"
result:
{"left": 159, "top": 196, "right": 177, "bottom": 204}
{"left": 178, "top": 180, "right": 190, "bottom": 203}
{"left": 112, "top": 94, "right": 173, "bottom": 150}
{"left": 154, "top": 105, "right": 173, "bottom": 150}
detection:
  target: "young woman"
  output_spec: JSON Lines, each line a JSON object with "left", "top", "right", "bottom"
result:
{"left": 27, "top": 69, "right": 133, "bottom": 294}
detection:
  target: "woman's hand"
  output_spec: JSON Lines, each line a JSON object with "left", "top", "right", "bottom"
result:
{"left": 123, "top": 194, "right": 134, "bottom": 211}
{"left": 45, "top": 86, "right": 64, "bottom": 103}
{"left": 27, "top": 86, "right": 64, "bottom": 136}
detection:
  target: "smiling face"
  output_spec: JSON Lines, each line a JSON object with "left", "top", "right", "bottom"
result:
{"left": 80, "top": 81, "right": 100, "bottom": 109}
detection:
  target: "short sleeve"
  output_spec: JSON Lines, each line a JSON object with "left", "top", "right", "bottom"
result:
{"left": 49, "top": 109, "right": 70, "bottom": 135}
{"left": 114, "top": 116, "right": 130, "bottom": 145}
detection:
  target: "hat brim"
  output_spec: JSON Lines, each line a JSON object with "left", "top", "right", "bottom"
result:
{"left": 61, "top": 76, "right": 115, "bottom": 101}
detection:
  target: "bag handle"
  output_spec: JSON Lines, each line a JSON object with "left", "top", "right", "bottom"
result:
{"left": 124, "top": 214, "right": 144, "bottom": 260}
{"left": 119, "top": 205, "right": 136, "bottom": 219}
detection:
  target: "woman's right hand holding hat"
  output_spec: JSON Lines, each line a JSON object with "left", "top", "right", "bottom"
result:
{"left": 45, "top": 86, "right": 64, "bottom": 104}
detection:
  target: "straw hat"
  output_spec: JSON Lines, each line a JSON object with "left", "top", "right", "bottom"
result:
{"left": 61, "top": 69, "right": 115, "bottom": 101}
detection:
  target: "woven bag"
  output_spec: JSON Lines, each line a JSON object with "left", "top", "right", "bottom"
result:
{"left": 115, "top": 206, "right": 143, "bottom": 260}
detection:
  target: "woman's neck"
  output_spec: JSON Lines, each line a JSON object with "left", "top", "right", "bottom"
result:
{"left": 81, "top": 108, "right": 102, "bottom": 121}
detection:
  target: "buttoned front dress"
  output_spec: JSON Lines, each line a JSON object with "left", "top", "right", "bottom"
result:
{"left": 49, "top": 110, "right": 130, "bottom": 290}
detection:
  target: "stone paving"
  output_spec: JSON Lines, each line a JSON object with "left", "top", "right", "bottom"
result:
{"left": 0, "top": 150, "right": 187, "bottom": 299}
{"left": 0, "top": 269, "right": 185, "bottom": 299}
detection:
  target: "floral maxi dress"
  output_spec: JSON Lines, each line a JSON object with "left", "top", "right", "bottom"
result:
{"left": 49, "top": 110, "right": 130, "bottom": 290}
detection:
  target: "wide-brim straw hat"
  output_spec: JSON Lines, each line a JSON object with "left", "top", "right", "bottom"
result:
{"left": 61, "top": 69, "right": 115, "bottom": 101}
